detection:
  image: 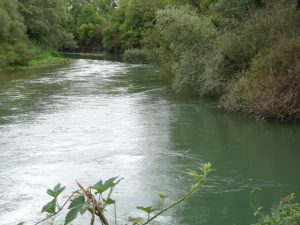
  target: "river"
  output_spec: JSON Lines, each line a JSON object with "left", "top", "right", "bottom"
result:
{"left": 0, "top": 54, "right": 300, "bottom": 225}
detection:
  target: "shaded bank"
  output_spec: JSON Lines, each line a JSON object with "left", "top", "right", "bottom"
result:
{"left": 144, "top": 0, "right": 300, "bottom": 121}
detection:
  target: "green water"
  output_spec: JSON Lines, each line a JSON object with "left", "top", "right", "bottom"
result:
{"left": 0, "top": 54, "right": 299, "bottom": 225}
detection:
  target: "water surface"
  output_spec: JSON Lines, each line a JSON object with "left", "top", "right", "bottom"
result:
{"left": 0, "top": 54, "right": 300, "bottom": 225}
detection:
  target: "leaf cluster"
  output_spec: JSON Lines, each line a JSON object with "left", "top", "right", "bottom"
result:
{"left": 19, "top": 163, "right": 213, "bottom": 225}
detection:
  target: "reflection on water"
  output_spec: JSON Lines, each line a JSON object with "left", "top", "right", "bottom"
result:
{"left": 0, "top": 56, "right": 299, "bottom": 225}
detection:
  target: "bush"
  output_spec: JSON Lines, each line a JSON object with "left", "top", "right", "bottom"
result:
{"left": 144, "top": 6, "right": 220, "bottom": 96}
{"left": 254, "top": 193, "right": 300, "bottom": 225}
{"left": 221, "top": 37, "right": 300, "bottom": 120}
{"left": 217, "top": 0, "right": 300, "bottom": 80}
{"left": 123, "top": 49, "right": 150, "bottom": 64}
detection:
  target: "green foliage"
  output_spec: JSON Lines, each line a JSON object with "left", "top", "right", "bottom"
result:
{"left": 136, "top": 206, "right": 159, "bottom": 214}
{"left": 123, "top": 49, "right": 150, "bottom": 64}
{"left": 217, "top": 0, "right": 300, "bottom": 80}
{"left": 128, "top": 216, "right": 145, "bottom": 224}
{"left": 17, "top": 222, "right": 25, "bottom": 225}
{"left": 65, "top": 195, "right": 89, "bottom": 224}
{"left": 92, "top": 176, "right": 121, "bottom": 194}
{"left": 41, "top": 183, "right": 65, "bottom": 216}
{"left": 159, "top": 193, "right": 168, "bottom": 200}
{"left": 69, "top": 0, "right": 167, "bottom": 52}
{"left": 211, "top": 0, "right": 262, "bottom": 27}
{"left": 144, "top": 0, "right": 300, "bottom": 120}
{"left": 1, "top": 0, "right": 299, "bottom": 120}
{"left": 0, "top": 0, "right": 26, "bottom": 42}
{"left": 78, "top": 23, "right": 103, "bottom": 46}
{"left": 19, "top": 163, "right": 212, "bottom": 225}
{"left": 120, "top": 0, "right": 163, "bottom": 49}
{"left": 19, "top": 0, "right": 75, "bottom": 49}
{"left": 41, "top": 199, "right": 56, "bottom": 214}
{"left": 144, "top": 6, "right": 219, "bottom": 96}
{"left": 0, "top": 0, "right": 74, "bottom": 70}
{"left": 47, "top": 183, "right": 66, "bottom": 198}
{"left": 253, "top": 194, "right": 300, "bottom": 225}
{"left": 221, "top": 37, "right": 300, "bottom": 120}
{"left": 170, "top": 0, "right": 218, "bottom": 13}
{"left": 102, "top": 22, "right": 123, "bottom": 52}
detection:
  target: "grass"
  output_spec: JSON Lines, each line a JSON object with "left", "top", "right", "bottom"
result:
{"left": 6, "top": 52, "right": 68, "bottom": 71}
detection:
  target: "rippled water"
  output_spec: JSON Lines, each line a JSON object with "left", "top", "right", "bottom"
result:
{"left": 0, "top": 54, "right": 300, "bottom": 225}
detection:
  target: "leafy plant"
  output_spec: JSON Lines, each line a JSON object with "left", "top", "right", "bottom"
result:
{"left": 18, "top": 162, "right": 212, "bottom": 225}
{"left": 252, "top": 193, "right": 300, "bottom": 225}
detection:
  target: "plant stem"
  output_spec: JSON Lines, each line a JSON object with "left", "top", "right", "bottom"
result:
{"left": 34, "top": 191, "right": 78, "bottom": 225}
{"left": 114, "top": 203, "right": 118, "bottom": 225}
{"left": 142, "top": 188, "right": 197, "bottom": 225}
{"left": 77, "top": 182, "right": 110, "bottom": 225}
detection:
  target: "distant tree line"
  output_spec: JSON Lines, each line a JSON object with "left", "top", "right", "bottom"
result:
{"left": 0, "top": 0, "right": 299, "bottom": 120}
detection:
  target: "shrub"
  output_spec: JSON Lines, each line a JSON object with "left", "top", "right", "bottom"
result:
{"left": 217, "top": 0, "right": 300, "bottom": 80}
{"left": 221, "top": 37, "right": 300, "bottom": 120}
{"left": 144, "top": 6, "right": 220, "bottom": 96}
{"left": 253, "top": 193, "right": 300, "bottom": 225}
{"left": 123, "top": 49, "right": 150, "bottom": 64}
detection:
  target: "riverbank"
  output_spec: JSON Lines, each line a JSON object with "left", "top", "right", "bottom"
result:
{"left": 143, "top": 0, "right": 300, "bottom": 121}
{"left": 0, "top": 50, "right": 68, "bottom": 72}
{"left": 9, "top": 54, "right": 68, "bottom": 71}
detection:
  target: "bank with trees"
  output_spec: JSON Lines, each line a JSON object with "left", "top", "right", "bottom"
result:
{"left": 0, "top": 0, "right": 299, "bottom": 120}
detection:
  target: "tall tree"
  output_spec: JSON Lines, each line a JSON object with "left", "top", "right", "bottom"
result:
{"left": 19, "top": 0, "right": 75, "bottom": 49}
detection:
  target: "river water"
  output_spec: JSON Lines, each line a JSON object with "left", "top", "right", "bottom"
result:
{"left": 0, "top": 54, "right": 300, "bottom": 225}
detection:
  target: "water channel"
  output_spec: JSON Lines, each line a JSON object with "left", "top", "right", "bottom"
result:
{"left": 0, "top": 54, "right": 299, "bottom": 225}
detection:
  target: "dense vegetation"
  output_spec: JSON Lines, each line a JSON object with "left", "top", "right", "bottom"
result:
{"left": 0, "top": 0, "right": 299, "bottom": 120}
{"left": 0, "top": 0, "right": 75, "bottom": 70}
{"left": 143, "top": 0, "right": 300, "bottom": 120}
{"left": 254, "top": 193, "right": 300, "bottom": 225}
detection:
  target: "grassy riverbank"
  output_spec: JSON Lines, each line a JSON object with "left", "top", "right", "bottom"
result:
{"left": 8, "top": 52, "right": 67, "bottom": 71}
{"left": 0, "top": 47, "right": 67, "bottom": 72}
{"left": 0, "top": 0, "right": 75, "bottom": 72}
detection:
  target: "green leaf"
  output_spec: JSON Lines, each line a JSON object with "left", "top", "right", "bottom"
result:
{"left": 128, "top": 216, "right": 145, "bottom": 223}
{"left": 65, "top": 208, "right": 79, "bottom": 225}
{"left": 47, "top": 183, "right": 65, "bottom": 198}
{"left": 104, "top": 198, "right": 116, "bottom": 205}
{"left": 104, "top": 177, "right": 119, "bottom": 187}
{"left": 254, "top": 207, "right": 263, "bottom": 217}
{"left": 17, "top": 222, "right": 25, "bottom": 225}
{"left": 69, "top": 195, "right": 85, "bottom": 209}
{"left": 92, "top": 177, "right": 121, "bottom": 194}
{"left": 199, "top": 162, "right": 213, "bottom": 176}
{"left": 41, "top": 199, "right": 56, "bottom": 214}
{"left": 187, "top": 169, "right": 202, "bottom": 179}
{"left": 136, "top": 206, "right": 158, "bottom": 214}
{"left": 159, "top": 193, "right": 168, "bottom": 199}
{"left": 68, "top": 195, "right": 89, "bottom": 215}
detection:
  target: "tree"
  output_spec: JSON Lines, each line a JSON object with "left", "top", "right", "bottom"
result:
{"left": 19, "top": 0, "right": 75, "bottom": 49}
{"left": 120, "top": 0, "right": 166, "bottom": 49}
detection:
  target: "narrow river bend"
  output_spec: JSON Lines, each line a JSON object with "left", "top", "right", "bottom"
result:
{"left": 0, "top": 54, "right": 300, "bottom": 225}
